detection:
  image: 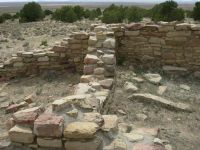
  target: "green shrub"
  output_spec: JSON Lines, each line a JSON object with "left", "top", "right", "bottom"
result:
{"left": 74, "top": 5, "right": 85, "bottom": 19}
{"left": 125, "top": 7, "right": 143, "bottom": 22}
{"left": 12, "top": 12, "right": 20, "bottom": 19}
{"left": 44, "top": 9, "right": 53, "bottom": 16}
{"left": 40, "top": 40, "right": 48, "bottom": 46}
{"left": 150, "top": 0, "right": 184, "bottom": 22}
{"left": 20, "top": 2, "right": 44, "bottom": 22}
{"left": 53, "top": 6, "right": 78, "bottom": 23}
{"left": 0, "top": 16, "right": 4, "bottom": 23}
{"left": 102, "top": 4, "right": 125, "bottom": 24}
{"left": 193, "top": 2, "right": 200, "bottom": 20}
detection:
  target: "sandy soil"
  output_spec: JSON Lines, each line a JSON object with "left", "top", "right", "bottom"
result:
{"left": 106, "top": 66, "right": 200, "bottom": 150}
{"left": 0, "top": 18, "right": 99, "bottom": 63}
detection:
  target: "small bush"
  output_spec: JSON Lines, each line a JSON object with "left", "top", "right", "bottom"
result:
{"left": 1, "top": 13, "right": 12, "bottom": 20}
{"left": 40, "top": 40, "right": 48, "bottom": 46}
{"left": 0, "top": 16, "right": 4, "bottom": 23}
{"left": 20, "top": 2, "right": 44, "bottom": 22}
{"left": 44, "top": 9, "right": 53, "bottom": 16}
{"left": 193, "top": 2, "right": 200, "bottom": 20}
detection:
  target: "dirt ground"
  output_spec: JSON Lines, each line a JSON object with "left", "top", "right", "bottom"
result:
{"left": 106, "top": 66, "right": 200, "bottom": 150}
{"left": 0, "top": 72, "right": 80, "bottom": 140}
{"left": 0, "top": 18, "right": 99, "bottom": 63}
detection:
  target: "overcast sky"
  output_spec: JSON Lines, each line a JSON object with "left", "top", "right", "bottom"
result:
{"left": 0, "top": 0, "right": 197, "bottom": 3}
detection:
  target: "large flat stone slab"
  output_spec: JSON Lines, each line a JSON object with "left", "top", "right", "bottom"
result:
{"left": 64, "top": 138, "right": 102, "bottom": 150}
{"left": 37, "top": 138, "right": 62, "bottom": 148}
{"left": 34, "top": 113, "right": 64, "bottom": 138}
{"left": 9, "top": 125, "right": 34, "bottom": 144}
{"left": 128, "top": 93, "right": 192, "bottom": 112}
{"left": 64, "top": 122, "right": 99, "bottom": 139}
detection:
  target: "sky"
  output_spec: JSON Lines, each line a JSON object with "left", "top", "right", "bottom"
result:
{"left": 0, "top": 0, "right": 197, "bottom": 3}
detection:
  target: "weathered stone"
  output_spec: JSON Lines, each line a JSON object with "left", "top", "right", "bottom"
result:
{"left": 13, "top": 62, "right": 24, "bottom": 67}
{"left": 128, "top": 93, "right": 192, "bottom": 112}
{"left": 9, "top": 125, "right": 34, "bottom": 144}
{"left": 65, "top": 138, "right": 102, "bottom": 150}
{"left": 102, "top": 54, "right": 115, "bottom": 65}
{"left": 132, "top": 77, "right": 144, "bottom": 83}
{"left": 74, "top": 83, "right": 91, "bottom": 95}
{"left": 102, "top": 115, "right": 118, "bottom": 132}
{"left": 37, "top": 56, "right": 49, "bottom": 62}
{"left": 162, "top": 66, "right": 187, "bottom": 72}
{"left": 64, "top": 122, "right": 99, "bottom": 139}
{"left": 103, "top": 38, "right": 115, "bottom": 49}
{"left": 136, "top": 113, "right": 148, "bottom": 121}
{"left": 89, "top": 82, "right": 101, "bottom": 90}
{"left": 6, "top": 102, "right": 28, "bottom": 114}
{"left": 22, "top": 52, "right": 33, "bottom": 57}
{"left": 133, "top": 143, "right": 166, "bottom": 150}
{"left": 88, "top": 36, "right": 97, "bottom": 46}
{"left": 123, "top": 133, "right": 144, "bottom": 142}
{"left": 132, "top": 128, "right": 159, "bottom": 136}
{"left": 94, "top": 67, "right": 105, "bottom": 75}
{"left": 144, "top": 73, "right": 162, "bottom": 84}
{"left": 24, "top": 94, "right": 33, "bottom": 104}
{"left": 118, "top": 123, "right": 131, "bottom": 133}
{"left": 80, "top": 75, "right": 95, "bottom": 83}
{"left": 72, "top": 32, "right": 89, "bottom": 40}
{"left": 83, "top": 112, "right": 104, "bottom": 126}
{"left": 37, "top": 138, "right": 62, "bottom": 148}
{"left": 94, "top": 26, "right": 107, "bottom": 32}
{"left": 6, "top": 118, "right": 15, "bottom": 130}
{"left": 99, "top": 79, "right": 114, "bottom": 89}
{"left": 180, "top": 84, "right": 190, "bottom": 91}
{"left": 66, "top": 108, "right": 78, "bottom": 118}
{"left": 12, "top": 107, "right": 43, "bottom": 125}
{"left": 125, "top": 31, "right": 140, "bottom": 36}
{"left": 104, "top": 138, "right": 127, "bottom": 150}
{"left": 84, "top": 65, "right": 95, "bottom": 75}
{"left": 157, "top": 86, "right": 167, "bottom": 95}
{"left": 124, "top": 82, "right": 138, "bottom": 92}
{"left": 34, "top": 113, "right": 64, "bottom": 137}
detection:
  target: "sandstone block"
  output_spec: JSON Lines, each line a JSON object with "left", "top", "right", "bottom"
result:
{"left": 12, "top": 107, "right": 43, "bottom": 125}
{"left": 37, "top": 138, "right": 62, "bottom": 148}
{"left": 83, "top": 112, "right": 104, "bottom": 126}
{"left": 64, "top": 138, "right": 102, "bottom": 150}
{"left": 94, "top": 67, "right": 105, "bottom": 75}
{"left": 64, "top": 122, "right": 99, "bottom": 139}
{"left": 84, "top": 65, "right": 95, "bottom": 75}
{"left": 9, "top": 125, "right": 34, "bottom": 144}
{"left": 84, "top": 54, "right": 99, "bottom": 64}
{"left": 102, "top": 115, "right": 118, "bottom": 133}
{"left": 34, "top": 113, "right": 64, "bottom": 138}
{"left": 102, "top": 54, "right": 115, "bottom": 65}
{"left": 37, "top": 56, "right": 49, "bottom": 62}
{"left": 88, "top": 36, "right": 97, "bottom": 46}
{"left": 103, "top": 38, "right": 115, "bottom": 49}
{"left": 99, "top": 79, "right": 114, "bottom": 89}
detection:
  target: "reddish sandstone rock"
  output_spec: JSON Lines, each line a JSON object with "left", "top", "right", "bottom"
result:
{"left": 6, "top": 118, "right": 15, "bottom": 130}
{"left": 84, "top": 65, "right": 95, "bottom": 75}
{"left": 5, "top": 102, "right": 28, "bottom": 114}
{"left": 34, "top": 113, "right": 64, "bottom": 138}
{"left": 99, "top": 79, "right": 114, "bottom": 89}
{"left": 133, "top": 143, "right": 166, "bottom": 150}
{"left": 12, "top": 107, "right": 43, "bottom": 125}
{"left": 84, "top": 54, "right": 99, "bottom": 65}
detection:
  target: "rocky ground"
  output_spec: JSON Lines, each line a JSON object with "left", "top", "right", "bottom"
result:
{"left": 0, "top": 18, "right": 99, "bottom": 63}
{"left": 106, "top": 65, "right": 200, "bottom": 150}
{"left": 0, "top": 72, "right": 80, "bottom": 141}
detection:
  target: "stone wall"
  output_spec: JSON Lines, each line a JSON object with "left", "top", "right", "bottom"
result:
{"left": 0, "top": 32, "right": 89, "bottom": 81}
{"left": 115, "top": 22, "right": 200, "bottom": 71}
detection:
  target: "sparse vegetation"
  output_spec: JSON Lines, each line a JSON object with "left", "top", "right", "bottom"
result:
{"left": 19, "top": 2, "right": 44, "bottom": 22}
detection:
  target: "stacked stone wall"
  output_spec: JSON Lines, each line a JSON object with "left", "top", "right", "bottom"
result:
{"left": 0, "top": 32, "right": 89, "bottom": 81}
{"left": 115, "top": 22, "right": 200, "bottom": 71}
